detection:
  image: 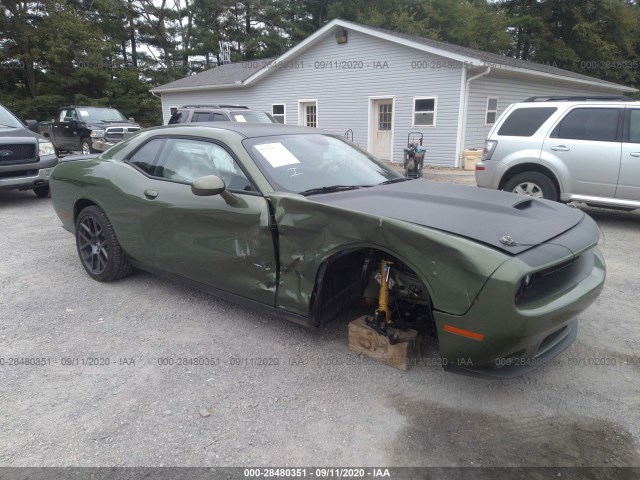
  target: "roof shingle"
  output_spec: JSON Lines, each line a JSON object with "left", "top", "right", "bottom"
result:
{"left": 152, "top": 58, "right": 274, "bottom": 91}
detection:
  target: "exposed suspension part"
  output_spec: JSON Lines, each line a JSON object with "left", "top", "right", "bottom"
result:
{"left": 366, "top": 259, "right": 402, "bottom": 345}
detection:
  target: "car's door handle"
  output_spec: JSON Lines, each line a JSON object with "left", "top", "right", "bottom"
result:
{"left": 630, "top": 152, "right": 640, "bottom": 157}
{"left": 550, "top": 145, "right": 570, "bottom": 152}
{"left": 144, "top": 189, "right": 158, "bottom": 199}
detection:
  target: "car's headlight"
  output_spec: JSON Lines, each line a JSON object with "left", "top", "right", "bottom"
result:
{"left": 515, "top": 273, "right": 535, "bottom": 299}
{"left": 90, "top": 129, "right": 105, "bottom": 138}
{"left": 38, "top": 140, "right": 55, "bottom": 157}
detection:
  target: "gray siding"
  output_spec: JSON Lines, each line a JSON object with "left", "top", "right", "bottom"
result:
{"left": 464, "top": 70, "right": 620, "bottom": 150}
{"left": 160, "top": 29, "right": 464, "bottom": 166}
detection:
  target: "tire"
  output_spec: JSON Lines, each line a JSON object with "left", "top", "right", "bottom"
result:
{"left": 75, "top": 206, "right": 134, "bottom": 282}
{"left": 502, "top": 172, "right": 558, "bottom": 201}
{"left": 33, "top": 185, "right": 50, "bottom": 198}
{"left": 81, "top": 139, "right": 95, "bottom": 155}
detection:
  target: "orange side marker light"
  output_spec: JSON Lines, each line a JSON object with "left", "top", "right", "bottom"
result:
{"left": 443, "top": 325, "right": 485, "bottom": 341}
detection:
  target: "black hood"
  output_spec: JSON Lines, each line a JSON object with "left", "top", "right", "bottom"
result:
{"left": 310, "top": 179, "right": 585, "bottom": 255}
{"left": 0, "top": 126, "right": 45, "bottom": 140}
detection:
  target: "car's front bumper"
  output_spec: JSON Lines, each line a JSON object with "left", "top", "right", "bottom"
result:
{"left": 0, "top": 155, "right": 58, "bottom": 191}
{"left": 434, "top": 239, "right": 605, "bottom": 378}
{"left": 90, "top": 138, "right": 116, "bottom": 152}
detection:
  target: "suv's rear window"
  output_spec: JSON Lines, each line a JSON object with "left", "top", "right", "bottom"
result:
{"left": 168, "top": 111, "right": 186, "bottom": 124}
{"left": 497, "top": 107, "right": 557, "bottom": 136}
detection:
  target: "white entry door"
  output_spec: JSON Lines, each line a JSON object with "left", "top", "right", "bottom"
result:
{"left": 372, "top": 99, "right": 393, "bottom": 160}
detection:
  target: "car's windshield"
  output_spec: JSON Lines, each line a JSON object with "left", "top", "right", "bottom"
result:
{"left": 231, "top": 111, "right": 275, "bottom": 123}
{"left": 244, "top": 134, "right": 402, "bottom": 193}
{"left": 77, "top": 107, "right": 128, "bottom": 123}
{"left": 0, "top": 104, "right": 24, "bottom": 128}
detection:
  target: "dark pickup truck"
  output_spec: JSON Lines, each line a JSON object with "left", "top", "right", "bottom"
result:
{"left": 39, "top": 106, "right": 141, "bottom": 155}
{"left": 0, "top": 102, "right": 58, "bottom": 198}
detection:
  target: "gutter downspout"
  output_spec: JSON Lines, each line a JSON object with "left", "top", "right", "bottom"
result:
{"left": 150, "top": 89, "right": 165, "bottom": 124}
{"left": 457, "top": 67, "right": 490, "bottom": 168}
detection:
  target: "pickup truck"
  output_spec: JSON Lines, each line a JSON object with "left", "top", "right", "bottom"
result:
{"left": 0, "top": 102, "right": 58, "bottom": 198}
{"left": 39, "top": 106, "right": 141, "bottom": 155}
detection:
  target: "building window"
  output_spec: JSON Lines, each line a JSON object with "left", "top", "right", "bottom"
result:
{"left": 272, "top": 104, "right": 285, "bottom": 124}
{"left": 413, "top": 97, "right": 436, "bottom": 127}
{"left": 486, "top": 98, "right": 498, "bottom": 125}
{"left": 298, "top": 100, "right": 318, "bottom": 128}
{"left": 378, "top": 103, "right": 392, "bottom": 130}
{"left": 305, "top": 104, "right": 317, "bottom": 127}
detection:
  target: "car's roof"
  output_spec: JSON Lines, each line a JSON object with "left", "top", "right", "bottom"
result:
{"left": 157, "top": 122, "right": 321, "bottom": 138}
{"left": 179, "top": 107, "right": 263, "bottom": 113}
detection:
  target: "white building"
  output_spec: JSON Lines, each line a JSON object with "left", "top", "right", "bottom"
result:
{"left": 151, "top": 19, "right": 635, "bottom": 166}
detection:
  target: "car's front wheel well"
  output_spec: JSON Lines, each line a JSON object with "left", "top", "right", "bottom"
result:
{"left": 73, "top": 199, "right": 98, "bottom": 224}
{"left": 309, "top": 248, "right": 436, "bottom": 334}
{"left": 499, "top": 163, "right": 561, "bottom": 194}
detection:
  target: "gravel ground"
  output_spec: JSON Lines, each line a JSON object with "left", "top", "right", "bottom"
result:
{"left": 1, "top": 178, "right": 639, "bottom": 468}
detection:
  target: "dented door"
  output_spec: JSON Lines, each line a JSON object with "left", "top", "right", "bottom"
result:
{"left": 141, "top": 179, "right": 277, "bottom": 306}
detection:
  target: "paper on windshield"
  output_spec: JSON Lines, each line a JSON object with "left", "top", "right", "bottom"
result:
{"left": 255, "top": 143, "right": 300, "bottom": 168}
{"left": 79, "top": 110, "right": 89, "bottom": 117}
{"left": 235, "top": 114, "right": 247, "bottom": 122}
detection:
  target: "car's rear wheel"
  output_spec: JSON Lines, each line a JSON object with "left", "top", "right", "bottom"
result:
{"left": 75, "top": 206, "right": 133, "bottom": 282}
{"left": 33, "top": 185, "right": 50, "bottom": 198}
{"left": 503, "top": 172, "right": 558, "bottom": 201}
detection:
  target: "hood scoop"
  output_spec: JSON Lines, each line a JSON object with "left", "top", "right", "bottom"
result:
{"left": 513, "top": 198, "right": 534, "bottom": 210}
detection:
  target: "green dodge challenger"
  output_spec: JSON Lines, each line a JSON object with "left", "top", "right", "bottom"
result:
{"left": 50, "top": 123, "right": 605, "bottom": 377}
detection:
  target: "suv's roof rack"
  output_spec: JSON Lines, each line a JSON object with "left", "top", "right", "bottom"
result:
{"left": 523, "top": 95, "right": 637, "bottom": 102}
{"left": 179, "top": 104, "right": 249, "bottom": 109}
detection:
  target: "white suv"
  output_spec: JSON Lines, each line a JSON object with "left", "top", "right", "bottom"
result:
{"left": 475, "top": 96, "right": 640, "bottom": 210}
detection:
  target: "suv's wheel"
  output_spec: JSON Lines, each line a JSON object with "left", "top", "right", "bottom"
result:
{"left": 33, "top": 185, "right": 50, "bottom": 198}
{"left": 75, "top": 206, "right": 133, "bottom": 282}
{"left": 503, "top": 172, "right": 558, "bottom": 201}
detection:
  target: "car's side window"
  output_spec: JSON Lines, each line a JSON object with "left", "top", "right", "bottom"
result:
{"left": 192, "top": 112, "right": 212, "bottom": 122}
{"left": 628, "top": 110, "right": 640, "bottom": 143}
{"left": 212, "top": 113, "right": 230, "bottom": 121}
{"left": 155, "top": 138, "right": 256, "bottom": 191}
{"left": 60, "top": 108, "right": 76, "bottom": 122}
{"left": 128, "top": 138, "right": 164, "bottom": 175}
{"left": 551, "top": 108, "right": 620, "bottom": 142}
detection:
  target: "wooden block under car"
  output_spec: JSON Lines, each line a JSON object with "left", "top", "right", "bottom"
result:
{"left": 348, "top": 316, "right": 421, "bottom": 371}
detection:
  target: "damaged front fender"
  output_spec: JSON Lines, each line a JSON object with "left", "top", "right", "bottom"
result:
{"left": 268, "top": 192, "right": 509, "bottom": 318}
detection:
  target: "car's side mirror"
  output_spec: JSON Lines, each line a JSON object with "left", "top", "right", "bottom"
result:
{"left": 191, "top": 175, "right": 226, "bottom": 196}
{"left": 191, "top": 175, "right": 239, "bottom": 205}
{"left": 24, "top": 120, "right": 39, "bottom": 132}
{"left": 128, "top": 117, "right": 135, "bottom": 123}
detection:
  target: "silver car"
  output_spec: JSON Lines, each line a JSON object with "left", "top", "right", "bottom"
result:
{"left": 475, "top": 96, "right": 640, "bottom": 210}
